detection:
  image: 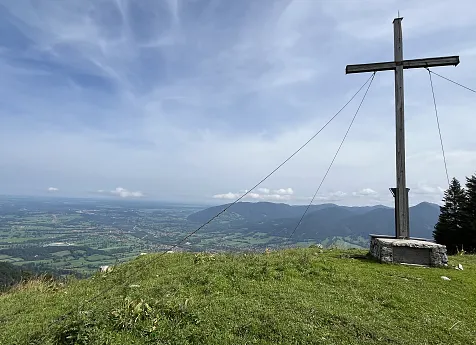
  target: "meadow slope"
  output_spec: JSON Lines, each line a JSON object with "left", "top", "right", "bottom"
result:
{"left": 0, "top": 248, "right": 475, "bottom": 345}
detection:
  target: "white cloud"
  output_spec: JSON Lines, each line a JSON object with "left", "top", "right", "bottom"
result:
{"left": 213, "top": 187, "right": 294, "bottom": 201}
{"left": 47, "top": 187, "right": 59, "bottom": 192}
{"left": 111, "top": 187, "right": 144, "bottom": 198}
{"left": 410, "top": 182, "right": 445, "bottom": 195}
{"left": 212, "top": 184, "right": 445, "bottom": 207}
{"left": 330, "top": 191, "right": 347, "bottom": 198}
{"left": 97, "top": 187, "right": 144, "bottom": 198}
{"left": 313, "top": 191, "right": 347, "bottom": 202}
{"left": 274, "top": 188, "right": 294, "bottom": 195}
{"left": 322, "top": 0, "right": 476, "bottom": 42}
{"left": 211, "top": 187, "right": 386, "bottom": 205}
{"left": 248, "top": 193, "right": 261, "bottom": 199}
{"left": 303, "top": 191, "right": 347, "bottom": 203}
{"left": 352, "top": 188, "right": 378, "bottom": 197}
{"left": 212, "top": 192, "right": 239, "bottom": 200}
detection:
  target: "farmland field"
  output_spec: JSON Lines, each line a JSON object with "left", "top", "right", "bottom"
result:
{"left": 0, "top": 196, "right": 307, "bottom": 277}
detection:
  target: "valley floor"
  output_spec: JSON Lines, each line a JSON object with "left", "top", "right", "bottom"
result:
{"left": 0, "top": 248, "right": 475, "bottom": 345}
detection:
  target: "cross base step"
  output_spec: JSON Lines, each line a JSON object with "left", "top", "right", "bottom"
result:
{"left": 369, "top": 235, "right": 447, "bottom": 267}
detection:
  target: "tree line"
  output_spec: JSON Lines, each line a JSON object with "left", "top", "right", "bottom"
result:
{"left": 433, "top": 172, "right": 476, "bottom": 254}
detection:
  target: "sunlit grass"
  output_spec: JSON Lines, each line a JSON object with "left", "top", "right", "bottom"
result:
{"left": 0, "top": 248, "right": 475, "bottom": 344}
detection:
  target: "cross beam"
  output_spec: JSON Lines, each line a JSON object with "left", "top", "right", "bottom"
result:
{"left": 346, "top": 56, "right": 460, "bottom": 74}
{"left": 345, "top": 17, "right": 459, "bottom": 239}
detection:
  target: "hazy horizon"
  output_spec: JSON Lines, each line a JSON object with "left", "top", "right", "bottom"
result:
{"left": 0, "top": 193, "right": 441, "bottom": 208}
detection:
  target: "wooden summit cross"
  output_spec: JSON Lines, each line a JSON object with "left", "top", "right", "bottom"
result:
{"left": 346, "top": 17, "right": 459, "bottom": 239}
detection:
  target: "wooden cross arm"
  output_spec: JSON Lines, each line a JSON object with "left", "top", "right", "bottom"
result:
{"left": 346, "top": 56, "right": 459, "bottom": 74}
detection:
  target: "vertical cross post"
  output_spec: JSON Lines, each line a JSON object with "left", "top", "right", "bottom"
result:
{"left": 345, "top": 18, "right": 459, "bottom": 240}
{"left": 393, "top": 17, "right": 409, "bottom": 239}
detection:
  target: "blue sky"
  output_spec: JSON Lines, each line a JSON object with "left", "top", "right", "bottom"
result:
{"left": 0, "top": 0, "right": 475, "bottom": 206}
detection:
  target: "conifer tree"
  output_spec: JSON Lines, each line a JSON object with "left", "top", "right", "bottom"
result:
{"left": 461, "top": 173, "right": 476, "bottom": 252}
{"left": 433, "top": 177, "right": 466, "bottom": 254}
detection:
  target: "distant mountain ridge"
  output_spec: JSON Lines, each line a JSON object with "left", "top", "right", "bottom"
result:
{"left": 187, "top": 201, "right": 440, "bottom": 243}
{"left": 187, "top": 202, "right": 390, "bottom": 223}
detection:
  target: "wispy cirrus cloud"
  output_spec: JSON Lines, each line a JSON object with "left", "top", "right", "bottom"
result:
{"left": 0, "top": 0, "right": 475, "bottom": 206}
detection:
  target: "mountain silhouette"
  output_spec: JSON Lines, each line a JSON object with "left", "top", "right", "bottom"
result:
{"left": 187, "top": 201, "right": 439, "bottom": 242}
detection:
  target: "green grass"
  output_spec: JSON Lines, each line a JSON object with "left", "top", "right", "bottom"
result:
{"left": 0, "top": 248, "right": 475, "bottom": 345}
{"left": 84, "top": 254, "right": 114, "bottom": 262}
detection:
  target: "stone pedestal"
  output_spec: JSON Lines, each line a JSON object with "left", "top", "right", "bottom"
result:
{"left": 369, "top": 235, "right": 448, "bottom": 267}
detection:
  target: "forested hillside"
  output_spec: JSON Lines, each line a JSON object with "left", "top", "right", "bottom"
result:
{"left": 187, "top": 201, "right": 439, "bottom": 242}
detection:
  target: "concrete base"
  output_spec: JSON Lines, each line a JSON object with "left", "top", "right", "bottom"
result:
{"left": 369, "top": 235, "right": 448, "bottom": 267}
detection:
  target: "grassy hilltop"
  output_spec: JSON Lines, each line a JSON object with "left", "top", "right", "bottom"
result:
{"left": 0, "top": 248, "right": 475, "bottom": 345}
